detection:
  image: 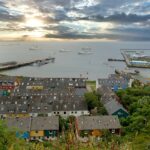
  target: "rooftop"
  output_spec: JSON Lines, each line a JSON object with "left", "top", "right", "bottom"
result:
{"left": 6, "top": 117, "right": 31, "bottom": 131}
{"left": 31, "top": 116, "right": 59, "bottom": 130}
{"left": 104, "top": 99, "right": 128, "bottom": 115}
{"left": 76, "top": 115, "right": 121, "bottom": 130}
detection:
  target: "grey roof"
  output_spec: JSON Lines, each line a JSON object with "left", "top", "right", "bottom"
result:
{"left": 13, "top": 77, "right": 87, "bottom": 96}
{"left": 0, "top": 76, "right": 88, "bottom": 115}
{"left": 104, "top": 99, "right": 128, "bottom": 115}
{"left": 98, "top": 74, "right": 129, "bottom": 88}
{"left": 6, "top": 117, "right": 31, "bottom": 131}
{"left": 0, "top": 75, "right": 16, "bottom": 83}
{"left": 0, "top": 104, "right": 8, "bottom": 114}
{"left": 30, "top": 103, "right": 52, "bottom": 113}
{"left": 98, "top": 86, "right": 116, "bottom": 104}
{"left": 52, "top": 97, "right": 88, "bottom": 111}
{"left": 31, "top": 116, "right": 59, "bottom": 130}
{"left": 76, "top": 115, "right": 121, "bottom": 130}
{"left": 75, "top": 88, "right": 87, "bottom": 96}
{"left": 0, "top": 94, "right": 88, "bottom": 114}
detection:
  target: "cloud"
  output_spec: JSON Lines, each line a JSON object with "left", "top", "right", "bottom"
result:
{"left": 0, "top": 0, "right": 150, "bottom": 40}
{"left": 0, "top": 12, "right": 24, "bottom": 22}
{"left": 78, "top": 13, "right": 150, "bottom": 23}
{"left": 45, "top": 32, "right": 150, "bottom": 41}
{"left": 0, "top": 4, "right": 24, "bottom": 22}
{"left": 109, "top": 26, "right": 150, "bottom": 38}
{"left": 45, "top": 24, "right": 150, "bottom": 41}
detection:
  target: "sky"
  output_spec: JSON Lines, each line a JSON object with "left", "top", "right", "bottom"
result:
{"left": 0, "top": 0, "right": 150, "bottom": 41}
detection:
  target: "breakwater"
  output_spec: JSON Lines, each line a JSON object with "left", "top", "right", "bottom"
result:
{"left": 0, "top": 57, "right": 55, "bottom": 71}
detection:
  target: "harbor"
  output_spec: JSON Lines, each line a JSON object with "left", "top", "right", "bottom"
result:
{"left": 121, "top": 50, "right": 150, "bottom": 68}
{"left": 0, "top": 57, "right": 55, "bottom": 71}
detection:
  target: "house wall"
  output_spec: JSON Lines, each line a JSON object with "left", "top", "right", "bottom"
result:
{"left": 44, "top": 130, "right": 57, "bottom": 138}
{"left": 52, "top": 110, "right": 89, "bottom": 117}
{"left": 16, "top": 131, "right": 30, "bottom": 139}
{"left": 6, "top": 114, "right": 30, "bottom": 118}
{"left": 0, "top": 85, "right": 15, "bottom": 90}
{"left": 29, "top": 113, "right": 38, "bottom": 117}
{"left": 112, "top": 109, "right": 129, "bottom": 118}
{"left": 30, "top": 130, "right": 44, "bottom": 137}
{"left": 0, "top": 114, "right": 6, "bottom": 118}
{"left": 78, "top": 129, "right": 120, "bottom": 137}
{"left": 109, "top": 129, "right": 121, "bottom": 135}
{"left": 48, "top": 113, "right": 52, "bottom": 116}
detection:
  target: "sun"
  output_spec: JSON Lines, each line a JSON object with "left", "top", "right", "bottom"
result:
{"left": 25, "top": 18, "right": 44, "bottom": 28}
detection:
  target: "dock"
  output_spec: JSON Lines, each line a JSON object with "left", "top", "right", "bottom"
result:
{"left": 121, "top": 51, "right": 150, "bottom": 68}
{"left": 108, "top": 58, "right": 125, "bottom": 62}
{"left": 0, "top": 57, "right": 55, "bottom": 71}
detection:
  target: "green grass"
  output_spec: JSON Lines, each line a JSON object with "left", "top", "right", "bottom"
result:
{"left": 86, "top": 80, "right": 96, "bottom": 91}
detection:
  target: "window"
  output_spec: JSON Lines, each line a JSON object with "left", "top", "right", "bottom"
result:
{"left": 112, "top": 129, "right": 115, "bottom": 134}
{"left": 57, "top": 112, "right": 59, "bottom": 114}
{"left": 64, "top": 112, "right": 66, "bottom": 114}
{"left": 37, "top": 107, "right": 41, "bottom": 110}
{"left": 44, "top": 106, "right": 48, "bottom": 110}
{"left": 35, "top": 131, "right": 38, "bottom": 133}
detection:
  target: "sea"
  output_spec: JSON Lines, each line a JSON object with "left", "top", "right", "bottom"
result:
{"left": 0, "top": 41, "right": 150, "bottom": 80}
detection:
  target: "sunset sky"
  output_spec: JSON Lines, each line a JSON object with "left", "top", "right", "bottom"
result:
{"left": 0, "top": 0, "right": 150, "bottom": 41}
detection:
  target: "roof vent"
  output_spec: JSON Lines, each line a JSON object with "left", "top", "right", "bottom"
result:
{"left": 73, "top": 104, "right": 75, "bottom": 109}
{"left": 64, "top": 104, "right": 67, "bottom": 109}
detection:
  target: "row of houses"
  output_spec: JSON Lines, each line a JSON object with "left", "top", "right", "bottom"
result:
{"left": 97, "top": 74, "right": 131, "bottom": 92}
{"left": 0, "top": 74, "right": 129, "bottom": 119}
{"left": 13, "top": 77, "right": 87, "bottom": 96}
{"left": 76, "top": 115, "right": 121, "bottom": 138}
{"left": 3, "top": 115, "right": 121, "bottom": 140}
{"left": 0, "top": 95, "right": 89, "bottom": 118}
{"left": 0, "top": 76, "right": 87, "bottom": 96}
{"left": 4, "top": 116, "right": 59, "bottom": 140}
{"left": 0, "top": 76, "right": 89, "bottom": 118}
{"left": 0, "top": 75, "right": 123, "bottom": 141}
{"left": 97, "top": 74, "right": 129, "bottom": 117}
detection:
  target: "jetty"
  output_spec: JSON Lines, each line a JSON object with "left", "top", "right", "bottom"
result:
{"left": 0, "top": 57, "right": 55, "bottom": 71}
{"left": 121, "top": 50, "right": 150, "bottom": 68}
{"left": 108, "top": 58, "right": 125, "bottom": 62}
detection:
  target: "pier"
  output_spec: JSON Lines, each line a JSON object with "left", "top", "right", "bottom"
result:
{"left": 0, "top": 57, "right": 55, "bottom": 71}
{"left": 108, "top": 58, "right": 125, "bottom": 62}
{"left": 121, "top": 51, "right": 150, "bottom": 68}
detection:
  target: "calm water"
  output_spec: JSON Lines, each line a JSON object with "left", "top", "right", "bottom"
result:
{"left": 0, "top": 41, "right": 150, "bottom": 80}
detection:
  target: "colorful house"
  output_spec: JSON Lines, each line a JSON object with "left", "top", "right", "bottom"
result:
{"left": 30, "top": 116, "right": 59, "bottom": 140}
{"left": 76, "top": 116, "right": 121, "bottom": 138}
{"left": 6, "top": 117, "right": 31, "bottom": 139}
{"left": 104, "top": 99, "right": 129, "bottom": 118}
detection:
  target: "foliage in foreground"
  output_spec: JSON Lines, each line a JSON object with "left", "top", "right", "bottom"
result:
{"left": 116, "top": 85, "right": 150, "bottom": 149}
{"left": 0, "top": 85, "right": 150, "bottom": 149}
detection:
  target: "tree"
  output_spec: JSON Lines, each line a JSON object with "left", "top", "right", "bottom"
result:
{"left": 84, "top": 92, "right": 107, "bottom": 115}
{"left": 0, "top": 120, "right": 16, "bottom": 150}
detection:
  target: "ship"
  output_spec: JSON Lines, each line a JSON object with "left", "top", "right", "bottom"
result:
{"left": 78, "top": 51, "right": 94, "bottom": 55}
{"left": 59, "top": 49, "right": 72, "bottom": 52}
{"left": 29, "top": 45, "right": 38, "bottom": 51}
{"left": 78, "top": 47, "right": 94, "bottom": 55}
